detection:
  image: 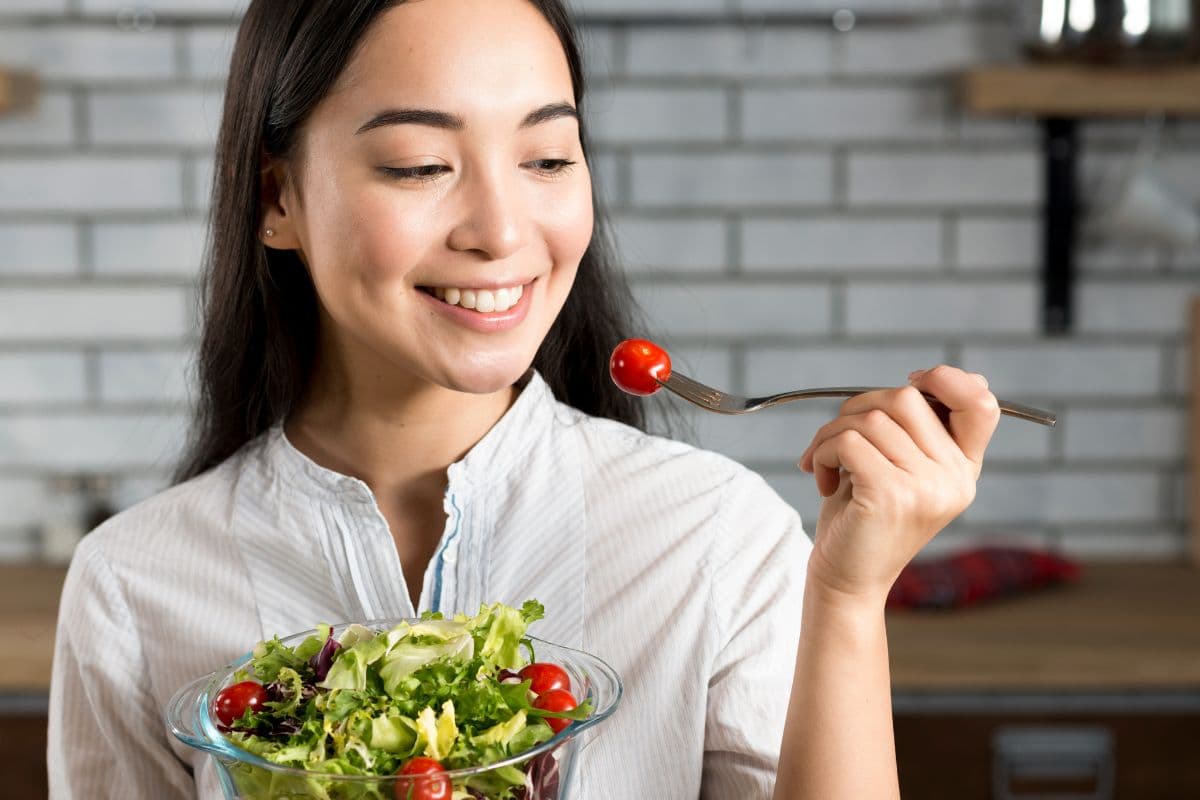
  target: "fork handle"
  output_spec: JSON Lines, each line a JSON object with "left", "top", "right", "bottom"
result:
{"left": 769, "top": 387, "right": 1056, "bottom": 427}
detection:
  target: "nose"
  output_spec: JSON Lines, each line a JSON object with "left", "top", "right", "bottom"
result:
{"left": 446, "top": 165, "right": 529, "bottom": 261}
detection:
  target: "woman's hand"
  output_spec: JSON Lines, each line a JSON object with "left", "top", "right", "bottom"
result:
{"left": 797, "top": 364, "right": 1001, "bottom": 603}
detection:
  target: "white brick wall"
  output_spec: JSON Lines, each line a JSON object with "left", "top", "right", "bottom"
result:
{"left": 0, "top": 4, "right": 1195, "bottom": 562}
{"left": 183, "top": 26, "right": 238, "bottom": 81}
{"left": 98, "top": 348, "right": 194, "bottom": 404}
{"left": 634, "top": 282, "right": 833, "bottom": 338}
{"left": 0, "top": 91, "right": 74, "bottom": 147}
{"left": 588, "top": 87, "right": 728, "bottom": 144}
{"left": 0, "top": 223, "right": 77, "bottom": 275}
{"left": 0, "top": 287, "right": 189, "bottom": 342}
{"left": 0, "top": 352, "right": 88, "bottom": 404}
{"left": 956, "top": 216, "right": 1038, "bottom": 272}
{"left": 93, "top": 220, "right": 207, "bottom": 277}
{"left": 0, "top": 157, "right": 183, "bottom": 212}
{"left": 88, "top": 90, "right": 224, "bottom": 147}
{"left": 0, "top": 412, "right": 187, "bottom": 471}
{"left": 846, "top": 282, "right": 1039, "bottom": 335}
{"left": 741, "top": 216, "right": 942, "bottom": 271}
{"left": 742, "top": 87, "right": 946, "bottom": 143}
{"left": 0, "top": 0, "right": 69, "bottom": 14}
{"left": 0, "top": 26, "right": 176, "bottom": 82}
{"left": 847, "top": 152, "right": 1040, "bottom": 206}
{"left": 631, "top": 152, "right": 835, "bottom": 208}
{"left": 840, "top": 20, "right": 1014, "bottom": 77}
{"left": 80, "top": 0, "right": 248, "bottom": 14}
{"left": 611, "top": 214, "right": 727, "bottom": 273}
{"left": 626, "top": 27, "right": 830, "bottom": 78}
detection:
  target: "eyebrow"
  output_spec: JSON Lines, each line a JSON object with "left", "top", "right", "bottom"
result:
{"left": 355, "top": 101, "right": 580, "bottom": 135}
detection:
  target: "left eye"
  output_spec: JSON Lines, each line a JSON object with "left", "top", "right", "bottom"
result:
{"left": 526, "top": 159, "right": 576, "bottom": 174}
{"left": 379, "top": 165, "right": 448, "bottom": 181}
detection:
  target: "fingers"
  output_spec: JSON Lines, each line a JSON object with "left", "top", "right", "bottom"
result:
{"left": 798, "top": 407, "right": 929, "bottom": 475}
{"left": 809, "top": 428, "right": 898, "bottom": 497}
{"left": 800, "top": 365, "right": 999, "bottom": 480}
{"left": 908, "top": 365, "right": 1000, "bottom": 466}
{"left": 834, "top": 384, "right": 961, "bottom": 464}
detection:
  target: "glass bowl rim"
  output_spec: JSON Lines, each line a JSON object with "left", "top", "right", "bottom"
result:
{"left": 167, "top": 616, "right": 623, "bottom": 784}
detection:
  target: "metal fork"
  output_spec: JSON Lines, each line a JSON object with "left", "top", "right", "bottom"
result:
{"left": 657, "top": 371, "right": 1057, "bottom": 427}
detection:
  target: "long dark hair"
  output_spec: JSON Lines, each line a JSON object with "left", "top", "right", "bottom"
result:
{"left": 173, "top": 0, "right": 648, "bottom": 483}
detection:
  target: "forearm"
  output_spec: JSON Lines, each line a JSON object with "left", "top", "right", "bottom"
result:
{"left": 772, "top": 569, "right": 899, "bottom": 800}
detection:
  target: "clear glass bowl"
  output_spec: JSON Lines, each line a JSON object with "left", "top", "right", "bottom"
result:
{"left": 165, "top": 618, "right": 622, "bottom": 799}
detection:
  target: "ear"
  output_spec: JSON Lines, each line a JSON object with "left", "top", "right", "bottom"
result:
{"left": 259, "top": 151, "right": 302, "bottom": 251}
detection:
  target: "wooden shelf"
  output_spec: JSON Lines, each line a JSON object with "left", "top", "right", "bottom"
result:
{"left": 0, "top": 565, "right": 65, "bottom": 692}
{"left": 887, "top": 561, "right": 1200, "bottom": 692}
{"left": 0, "top": 68, "right": 37, "bottom": 116}
{"left": 963, "top": 64, "right": 1200, "bottom": 117}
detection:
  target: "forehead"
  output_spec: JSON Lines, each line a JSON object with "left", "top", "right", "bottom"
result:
{"left": 326, "top": 0, "right": 575, "bottom": 123}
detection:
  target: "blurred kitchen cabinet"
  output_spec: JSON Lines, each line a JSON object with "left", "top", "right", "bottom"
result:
{"left": 0, "top": 713, "right": 47, "bottom": 799}
{"left": 889, "top": 562, "right": 1200, "bottom": 799}
{"left": 895, "top": 709, "right": 1200, "bottom": 799}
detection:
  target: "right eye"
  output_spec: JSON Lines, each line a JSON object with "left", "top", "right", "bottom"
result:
{"left": 379, "top": 165, "right": 450, "bottom": 182}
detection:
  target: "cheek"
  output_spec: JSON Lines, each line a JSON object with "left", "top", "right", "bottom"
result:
{"left": 353, "top": 198, "right": 433, "bottom": 284}
{"left": 544, "top": 179, "right": 594, "bottom": 268}
{"left": 308, "top": 185, "right": 431, "bottom": 287}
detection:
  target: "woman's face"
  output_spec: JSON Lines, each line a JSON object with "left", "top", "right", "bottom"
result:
{"left": 267, "top": 0, "right": 592, "bottom": 396}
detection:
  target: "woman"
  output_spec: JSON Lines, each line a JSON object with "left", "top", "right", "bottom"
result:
{"left": 47, "top": 0, "right": 1000, "bottom": 797}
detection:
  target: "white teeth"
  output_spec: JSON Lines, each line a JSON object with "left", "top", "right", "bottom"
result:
{"left": 430, "top": 283, "right": 526, "bottom": 313}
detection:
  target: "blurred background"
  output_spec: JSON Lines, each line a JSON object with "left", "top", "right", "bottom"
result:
{"left": 1, "top": 0, "right": 1198, "bottom": 798}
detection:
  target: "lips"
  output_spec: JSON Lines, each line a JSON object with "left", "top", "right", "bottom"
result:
{"left": 415, "top": 278, "right": 534, "bottom": 332}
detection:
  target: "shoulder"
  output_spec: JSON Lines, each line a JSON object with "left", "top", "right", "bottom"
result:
{"left": 556, "top": 402, "right": 789, "bottom": 506}
{"left": 66, "top": 442, "right": 257, "bottom": 603}
{"left": 552, "top": 402, "right": 729, "bottom": 479}
{"left": 553, "top": 403, "right": 806, "bottom": 546}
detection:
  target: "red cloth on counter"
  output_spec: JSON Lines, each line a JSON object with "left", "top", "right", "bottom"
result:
{"left": 886, "top": 546, "right": 1081, "bottom": 610}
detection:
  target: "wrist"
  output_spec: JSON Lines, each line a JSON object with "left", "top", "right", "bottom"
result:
{"left": 804, "top": 562, "right": 892, "bottom": 618}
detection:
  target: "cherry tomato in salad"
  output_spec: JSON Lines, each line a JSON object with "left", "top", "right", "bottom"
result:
{"left": 609, "top": 338, "right": 670, "bottom": 396}
{"left": 393, "top": 757, "right": 451, "bottom": 800}
{"left": 519, "top": 662, "right": 571, "bottom": 696}
{"left": 212, "top": 680, "right": 268, "bottom": 728}
{"left": 532, "top": 688, "right": 578, "bottom": 734}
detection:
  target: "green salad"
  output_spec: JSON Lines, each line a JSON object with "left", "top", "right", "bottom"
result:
{"left": 211, "top": 600, "right": 590, "bottom": 800}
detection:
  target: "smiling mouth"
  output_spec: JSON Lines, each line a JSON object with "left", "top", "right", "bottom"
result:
{"left": 418, "top": 282, "right": 528, "bottom": 313}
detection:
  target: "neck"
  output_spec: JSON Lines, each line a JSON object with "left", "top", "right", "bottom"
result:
{"left": 283, "top": 347, "right": 519, "bottom": 506}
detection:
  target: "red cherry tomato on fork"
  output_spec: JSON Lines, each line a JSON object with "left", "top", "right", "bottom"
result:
{"left": 394, "top": 757, "right": 450, "bottom": 800}
{"left": 212, "top": 680, "right": 268, "bottom": 728}
{"left": 609, "top": 338, "right": 671, "bottom": 396}
{"left": 532, "top": 689, "right": 578, "bottom": 734}
{"left": 519, "top": 662, "right": 571, "bottom": 695}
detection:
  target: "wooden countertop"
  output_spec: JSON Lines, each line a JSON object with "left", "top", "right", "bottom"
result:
{"left": 887, "top": 561, "right": 1200, "bottom": 692}
{"left": 962, "top": 64, "right": 1200, "bottom": 116}
{"left": 3, "top": 562, "right": 1200, "bottom": 694}
{"left": 0, "top": 565, "right": 66, "bottom": 693}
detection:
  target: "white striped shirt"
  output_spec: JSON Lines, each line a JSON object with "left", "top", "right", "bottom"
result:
{"left": 48, "top": 370, "right": 811, "bottom": 799}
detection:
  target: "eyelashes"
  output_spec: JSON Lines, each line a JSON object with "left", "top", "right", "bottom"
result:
{"left": 379, "top": 159, "right": 578, "bottom": 183}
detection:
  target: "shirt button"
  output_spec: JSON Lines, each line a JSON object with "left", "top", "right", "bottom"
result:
{"left": 443, "top": 546, "right": 458, "bottom": 565}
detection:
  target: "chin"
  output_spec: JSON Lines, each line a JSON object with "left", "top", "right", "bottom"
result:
{"left": 436, "top": 355, "right": 533, "bottom": 396}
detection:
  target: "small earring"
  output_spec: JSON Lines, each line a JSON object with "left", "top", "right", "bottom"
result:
{"left": 265, "top": 228, "right": 275, "bottom": 237}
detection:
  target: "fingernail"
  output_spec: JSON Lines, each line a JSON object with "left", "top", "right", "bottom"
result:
{"left": 908, "top": 368, "right": 928, "bottom": 383}
{"left": 971, "top": 372, "right": 989, "bottom": 388}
